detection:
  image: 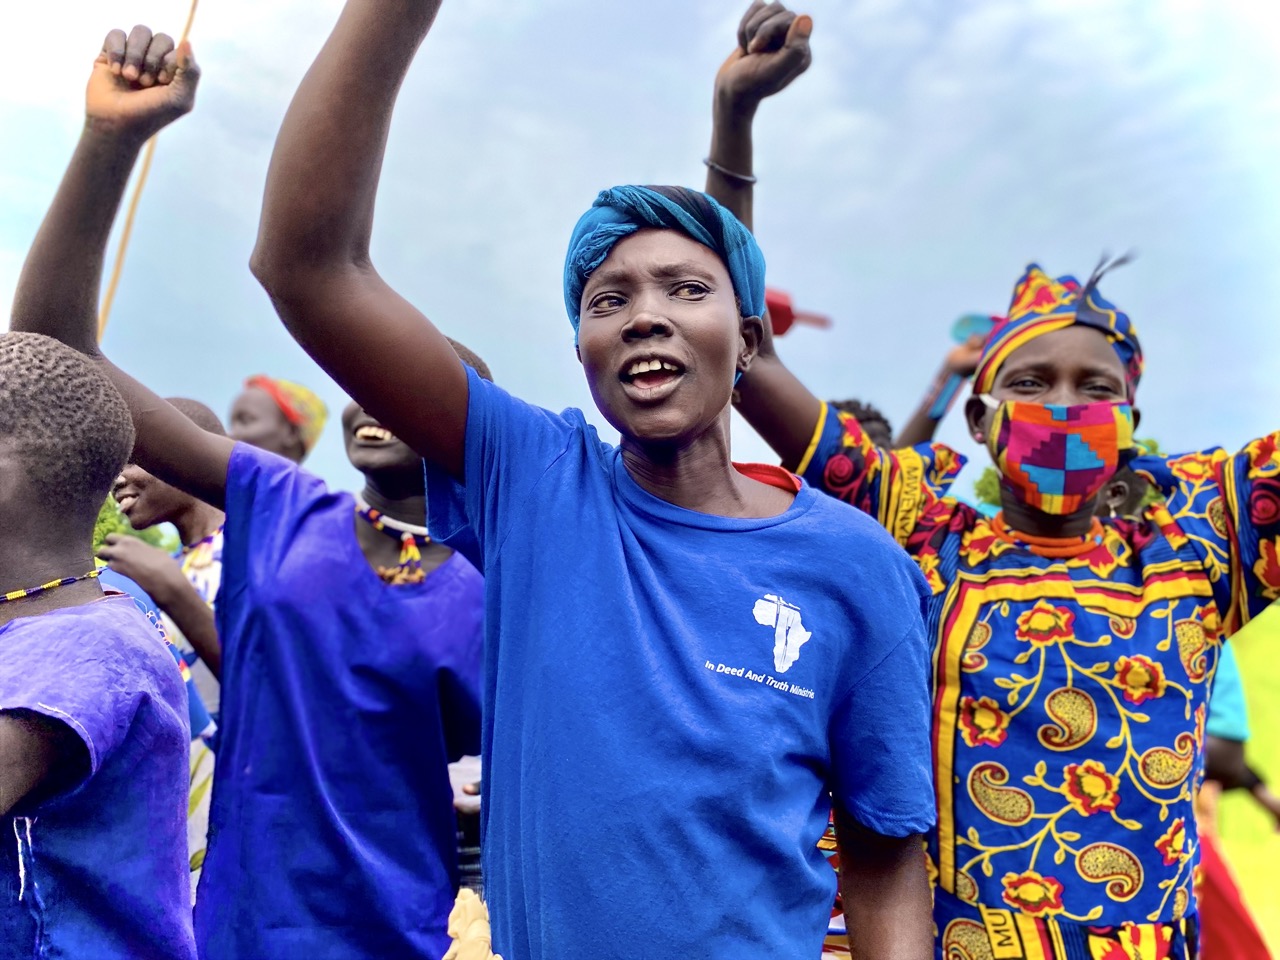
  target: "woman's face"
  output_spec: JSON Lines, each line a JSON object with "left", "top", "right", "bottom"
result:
{"left": 341, "top": 401, "right": 420, "bottom": 478}
{"left": 112, "top": 463, "right": 190, "bottom": 530}
{"left": 966, "top": 325, "right": 1135, "bottom": 444}
{"left": 229, "top": 386, "right": 304, "bottom": 462}
{"left": 576, "top": 229, "right": 758, "bottom": 447}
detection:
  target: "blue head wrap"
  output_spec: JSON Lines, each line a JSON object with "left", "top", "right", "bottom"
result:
{"left": 563, "top": 186, "right": 766, "bottom": 342}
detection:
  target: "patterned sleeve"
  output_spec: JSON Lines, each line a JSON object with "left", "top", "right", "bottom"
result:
{"left": 795, "top": 401, "right": 966, "bottom": 548}
{"left": 1133, "top": 431, "right": 1280, "bottom": 635}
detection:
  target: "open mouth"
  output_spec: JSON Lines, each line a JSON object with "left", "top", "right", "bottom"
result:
{"left": 354, "top": 424, "right": 396, "bottom": 445}
{"left": 620, "top": 356, "right": 684, "bottom": 394}
{"left": 116, "top": 493, "right": 139, "bottom": 516}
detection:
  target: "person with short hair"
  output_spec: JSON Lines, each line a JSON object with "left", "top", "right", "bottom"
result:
{"left": 248, "top": 1, "right": 937, "bottom": 957}
{"left": 0, "top": 332, "right": 194, "bottom": 960}
{"left": 15, "top": 28, "right": 485, "bottom": 958}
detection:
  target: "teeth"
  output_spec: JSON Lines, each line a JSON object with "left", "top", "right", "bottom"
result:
{"left": 626, "top": 359, "right": 680, "bottom": 377}
{"left": 356, "top": 425, "right": 394, "bottom": 442}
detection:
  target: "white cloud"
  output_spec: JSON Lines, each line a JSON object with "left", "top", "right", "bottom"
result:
{"left": 3, "top": 0, "right": 1278, "bottom": 490}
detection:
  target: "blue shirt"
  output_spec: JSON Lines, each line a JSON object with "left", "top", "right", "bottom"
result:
{"left": 1206, "top": 642, "right": 1249, "bottom": 742}
{"left": 426, "top": 369, "right": 935, "bottom": 960}
{"left": 195, "top": 444, "right": 484, "bottom": 960}
{"left": 99, "top": 566, "right": 216, "bottom": 741}
{"left": 0, "top": 596, "right": 194, "bottom": 959}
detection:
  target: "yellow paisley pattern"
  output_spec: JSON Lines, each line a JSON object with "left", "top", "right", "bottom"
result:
{"left": 803, "top": 405, "right": 1280, "bottom": 935}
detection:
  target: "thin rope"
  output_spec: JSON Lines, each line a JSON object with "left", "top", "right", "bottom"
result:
{"left": 98, "top": 0, "right": 200, "bottom": 340}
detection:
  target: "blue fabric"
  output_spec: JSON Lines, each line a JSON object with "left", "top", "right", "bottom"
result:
{"left": 1206, "top": 642, "right": 1249, "bottom": 742}
{"left": 0, "top": 596, "right": 194, "bottom": 959}
{"left": 563, "top": 185, "right": 766, "bottom": 338}
{"left": 426, "top": 366, "right": 935, "bottom": 960}
{"left": 195, "top": 444, "right": 485, "bottom": 959}
{"left": 99, "top": 567, "right": 215, "bottom": 741}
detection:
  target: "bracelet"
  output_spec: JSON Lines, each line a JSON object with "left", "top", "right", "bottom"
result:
{"left": 703, "top": 158, "right": 757, "bottom": 185}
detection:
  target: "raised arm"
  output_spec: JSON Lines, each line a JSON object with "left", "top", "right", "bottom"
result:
{"left": 704, "top": 3, "right": 821, "bottom": 467}
{"left": 10, "top": 28, "right": 231, "bottom": 507}
{"left": 250, "top": 0, "right": 469, "bottom": 480}
{"left": 893, "top": 334, "right": 984, "bottom": 448}
{"left": 705, "top": 2, "right": 812, "bottom": 233}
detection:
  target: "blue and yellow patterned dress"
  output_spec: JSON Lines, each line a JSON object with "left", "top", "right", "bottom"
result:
{"left": 802, "top": 403, "right": 1280, "bottom": 960}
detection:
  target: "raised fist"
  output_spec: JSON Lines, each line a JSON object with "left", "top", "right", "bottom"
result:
{"left": 86, "top": 26, "right": 200, "bottom": 140}
{"left": 716, "top": 2, "right": 813, "bottom": 108}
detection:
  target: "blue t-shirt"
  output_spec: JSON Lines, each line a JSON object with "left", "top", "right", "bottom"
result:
{"left": 195, "top": 444, "right": 484, "bottom": 959}
{"left": 426, "top": 369, "right": 935, "bottom": 960}
{"left": 1206, "top": 641, "right": 1249, "bottom": 742}
{"left": 0, "top": 596, "right": 194, "bottom": 960}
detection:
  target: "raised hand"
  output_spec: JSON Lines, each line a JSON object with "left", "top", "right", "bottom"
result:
{"left": 716, "top": 2, "right": 813, "bottom": 108}
{"left": 944, "top": 334, "right": 986, "bottom": 378}
{"left": 86, "top": 26, "right": 200, "bottom": 141}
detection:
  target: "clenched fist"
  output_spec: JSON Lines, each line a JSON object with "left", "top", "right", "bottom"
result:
{"left": 716, "top": 2, "right": 813, "bottom": 109}
{"left": 86, "top": 25, "right": 200, "bottom": 141}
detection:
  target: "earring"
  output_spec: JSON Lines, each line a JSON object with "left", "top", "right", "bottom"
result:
{"left": 974, "top": 432, "right": 984, "bottom": 443}
{"left": 1109, "top": 505, "right": 1118, "bottom": 520}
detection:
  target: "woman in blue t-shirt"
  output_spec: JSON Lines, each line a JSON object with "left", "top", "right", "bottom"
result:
{"left": 248, "top": 2, "right": 937, "bottom": 959}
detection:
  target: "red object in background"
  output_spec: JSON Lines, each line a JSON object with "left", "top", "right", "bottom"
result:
{"left": 1197, "top": 832, "right": 1272, "bottom": 959}
{"left": 765, "top": 288, "right": 832, "bottom": 336}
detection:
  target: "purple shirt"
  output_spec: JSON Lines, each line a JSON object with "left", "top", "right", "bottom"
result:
{"left": 0, "top": 595, "right": 195, "bottom": 960}
{"left": 195, "top": 444, "right": 484, "bottom": 959}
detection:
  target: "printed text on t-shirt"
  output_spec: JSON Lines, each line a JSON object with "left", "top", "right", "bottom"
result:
{"left": 705, "top": 660, "right": 816, "bottom": 699}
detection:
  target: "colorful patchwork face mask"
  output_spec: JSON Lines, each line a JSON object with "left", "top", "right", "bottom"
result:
{"left": 981, "top": 397, "right": 1135, "bottom": 516}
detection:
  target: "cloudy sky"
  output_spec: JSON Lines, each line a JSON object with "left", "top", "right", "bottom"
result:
{"left": 3, "top": 0, "right": 1278, "bottom": 495}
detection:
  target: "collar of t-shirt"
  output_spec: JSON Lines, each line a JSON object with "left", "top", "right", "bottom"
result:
{"left": 611, "top": 454, "right": 811, "bottom": 530}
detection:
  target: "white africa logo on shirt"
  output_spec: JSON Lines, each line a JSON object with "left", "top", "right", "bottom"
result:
{"left": 752, "top": 594, "right": 811, "bottom": 674}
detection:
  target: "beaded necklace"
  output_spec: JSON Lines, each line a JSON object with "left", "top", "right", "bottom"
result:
{"left": 990, "top": 512, "right": 1105, "bottom": 559}
{"left": 355, "top": 501, "right": 430, "bottom": 585}
{"left": 0, "top": 568, "right": 101, "bottom": 605}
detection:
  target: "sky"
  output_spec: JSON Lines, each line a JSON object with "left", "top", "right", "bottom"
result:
{"left": 3, "top": 0, "right": 1278, "bottom": 496}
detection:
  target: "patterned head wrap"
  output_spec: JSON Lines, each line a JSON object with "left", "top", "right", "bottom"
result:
{"left": 243, "top": 375, "right": 328, "bottom": 455}
{"left": 974, "top": 258, "right": 1143, "bottom": 398}
{"left": 563, "top": 186, "right": 766, "bottom": 342}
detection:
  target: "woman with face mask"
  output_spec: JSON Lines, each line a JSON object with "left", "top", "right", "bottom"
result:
{"left": 732, "top": 258, "right": 1280, "bottom": 957}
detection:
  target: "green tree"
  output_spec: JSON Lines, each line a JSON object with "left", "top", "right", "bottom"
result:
{"left": 92, "top": 497, "right": 177, "bottom": 554}
{"left": 974, "top": 466, "right": 1002, "bottom": 508}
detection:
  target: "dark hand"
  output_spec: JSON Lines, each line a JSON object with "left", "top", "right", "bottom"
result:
{"left": 97, "top": 534, "right": 183, "bottom": 604}
{"left": 716, "top": 2, "right": 813, "bottom": 109}
{"left": 87, "top": 26, "right": 200, "bottom": 141}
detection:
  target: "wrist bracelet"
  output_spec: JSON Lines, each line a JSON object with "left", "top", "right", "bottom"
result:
{"left": 704, "top": 158, "right": 757, "bottom": 185}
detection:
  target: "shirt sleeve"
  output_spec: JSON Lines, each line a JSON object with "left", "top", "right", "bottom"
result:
{"left": 1134, "top": 430, "right": 1280, "bottom": 635}
{"left": 222, "top": 443, "right": 329, "bottom": 607}
{"left": 795, "top": 401, "right": 966, "bottom": 549}
{"left": 426, "top": 366, "right": 580, "bottom": 569}
{"left": 827, "top": 563, "right": 936, "bottom": 838}
{"left": 101, "top": 570, "right": 214, "bottom": 741}
{"left": 0, "top": 613, "right": 144, "bottom": 791}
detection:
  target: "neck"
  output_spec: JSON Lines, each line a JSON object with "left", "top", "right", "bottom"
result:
{"left": 171, "top": 498, "right": 225, "bottom": 547}
{"left": 360, "top": 469, "right": 426, "bottom": 526}
{"left": 0, "top": 535, "right": 100, "bottom": 629}
{"left": 999, "top": 489, "right": 1099, "bottom": 539}
{"left": 619, "top": 416, "right": 748, "bottom": 513}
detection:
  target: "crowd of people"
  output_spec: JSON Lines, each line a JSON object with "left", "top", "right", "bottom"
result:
{"left": 0, "top": 1, "right": 1275, "bottom": 958}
